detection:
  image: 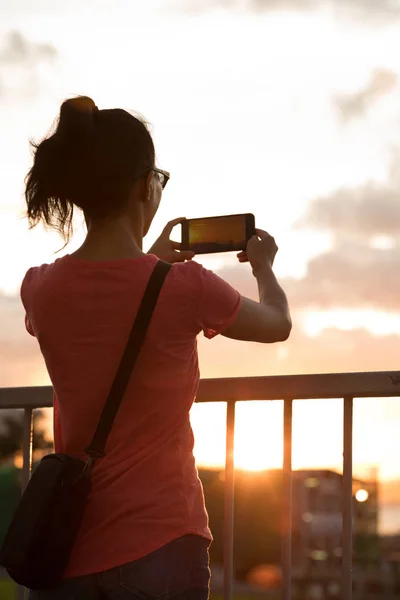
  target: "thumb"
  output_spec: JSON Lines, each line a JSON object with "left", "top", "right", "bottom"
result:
{"left": 163, "top": 217, "right": 186, "bottom": 237}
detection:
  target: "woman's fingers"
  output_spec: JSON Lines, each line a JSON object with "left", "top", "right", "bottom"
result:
{"left": 254, "top": 228, "right": 270, "bottom": 240}
{"left": 173, "top": 250, "right": 195, "bottom": 262}
{"left": 162, "top": 217, "right": 186, "bottom": 237}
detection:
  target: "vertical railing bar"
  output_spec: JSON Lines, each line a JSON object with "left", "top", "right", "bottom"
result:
{"left": 223, "top": 400, "right": 236, "bottom": 600}
{"left": 17, "top": 407, "right": 33, "bottom": 600}
{"left": 282, "top": 398, "right": 293, "bottom": 600}
{"left": 17, "top": 579, "right": 27, "bottom": 599}
{"left": 342, "top": 396, "right": 353, "bottom": 600}
{"left": 17, "top": 582, "right": 27, "bottom": 600}
{"left": 22, "top": 407, "right": 33, "bottom": 493}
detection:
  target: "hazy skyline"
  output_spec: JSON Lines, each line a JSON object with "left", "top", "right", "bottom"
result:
{"left": 1, "top": 0, "right": 400, "bottom": 532}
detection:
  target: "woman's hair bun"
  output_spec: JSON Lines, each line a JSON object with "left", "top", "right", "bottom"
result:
{"left": 57, "top": 96, "right": 98, "bottom": 139}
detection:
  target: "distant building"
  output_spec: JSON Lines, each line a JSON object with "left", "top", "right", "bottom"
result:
{"left": 199, "top": 466, "right": 379, "bottom": 579}
{"left": 381, "top": 533, "right": 400, "bottom": 585}
{"left": 292, "top": 469, "right": 379, "bottom": 573}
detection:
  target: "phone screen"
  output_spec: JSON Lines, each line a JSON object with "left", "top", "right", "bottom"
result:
{"left": 182, "top": 214, "right": 254, "bottom": 254}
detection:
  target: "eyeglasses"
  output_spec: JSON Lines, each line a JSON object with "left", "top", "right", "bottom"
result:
{"left": 152, "top": 168, "right": 170, "bottom": 190}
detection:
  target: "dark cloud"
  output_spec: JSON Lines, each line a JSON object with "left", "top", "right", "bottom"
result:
{"left": 334, "top": 69, "right": 398, "bottom": 122}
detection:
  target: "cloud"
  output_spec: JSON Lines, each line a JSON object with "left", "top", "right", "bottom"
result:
{"left": 187, "top": 0, "right": 315, "bottom": 11}
{"left": 334, "top": 69, "right": 398, "bottom": 122}
{"left": 252, "top": 0, "right": 400, "bottom": 13}
{"left": 213, "top": 238, "right": 400, "bottom": 313}
{"left": 0, "top": 31, "right": 57, "bottom": 101}
{"left": 276, "top": 157, "right": 400, "bottom": 311}
{"left": 0, "top": 31, "right": 56, "bottom": 66}
{"left": 171, "top": 0, "right": 400, "bottom": 21}
{"left": 282, "top": 242, "right": 400, "bottom": 311}
{"left": 298, "top": 179, "right": 400, "bottom": 238}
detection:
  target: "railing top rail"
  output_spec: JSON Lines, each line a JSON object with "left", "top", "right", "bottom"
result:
{"left": 1, "top": 370, "right": 400, "bottom": 409}
{"left": 0, "top": 386, "right": 53, "bottom": 409}
{"left": 197, "top": 371, "right": 400, "bottom": 402}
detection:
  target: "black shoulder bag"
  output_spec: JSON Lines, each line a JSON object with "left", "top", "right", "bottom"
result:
{"left": 0, "top": 260, "right": 171, "bottom": 591}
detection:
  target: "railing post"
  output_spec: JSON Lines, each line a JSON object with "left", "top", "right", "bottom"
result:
{"left": 282, "top": 399, "right": 293, "bottom": 600}
{"left": 17, "top": 583, "right": 27, "bottom": 600}
{"left": 22, "top": 408, "right": 33, "bottom": 492}
{"left": 342, "top": 396, "right": 353, "bottom": 600}
{"left": 17, "top": 408, "right": 33, "bottom": 600}
{"left": 224, "top": 401, "right": 235, "bottom": 600}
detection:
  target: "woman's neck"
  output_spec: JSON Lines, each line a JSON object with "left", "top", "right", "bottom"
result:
{"left": 71, "top": 214, "right": 145, "bottom": 261}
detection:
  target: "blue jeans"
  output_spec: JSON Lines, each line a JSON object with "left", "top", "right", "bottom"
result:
{"left": 29, "top": 535, "right": 210, "bottom": 600}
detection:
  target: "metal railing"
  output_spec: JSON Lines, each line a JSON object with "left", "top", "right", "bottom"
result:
{"left": 1, "top": 370, "right": 400, "bottom": 600}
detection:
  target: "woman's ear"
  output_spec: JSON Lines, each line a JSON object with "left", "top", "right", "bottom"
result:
{"left": 130, "top": 172, "right": 152, "bottom": 205}
{"left": 145, "top": 171, "right": 154, "bottom": 204}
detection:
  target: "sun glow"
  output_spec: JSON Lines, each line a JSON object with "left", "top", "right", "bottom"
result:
{"left": 355, "top": 489, "right": 369, "bottom": 502}
{"left": 192, "top": 400, "right": 342, "bottom": 473}
{"left": 191, "top": 398, "right": 400, "bottom": 480}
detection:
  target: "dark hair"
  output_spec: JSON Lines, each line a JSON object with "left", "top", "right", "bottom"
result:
{"left": 25, "top": 96, "right": 155, "bottom": 241}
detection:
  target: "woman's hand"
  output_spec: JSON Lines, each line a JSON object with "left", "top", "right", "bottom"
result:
{"left": 148, "top": 218, "right": 195, "bottom": 263}
{"left": 237, "top": 229, "right": 278, "bottom": 273}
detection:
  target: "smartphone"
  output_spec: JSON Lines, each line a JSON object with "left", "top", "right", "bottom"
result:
{"left": 181, "top": 213, "right": 255, "bottom": 254}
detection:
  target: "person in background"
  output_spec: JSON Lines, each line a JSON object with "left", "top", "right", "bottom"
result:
{"left": 22, "top": 96, "right": 291, "bottom": 600}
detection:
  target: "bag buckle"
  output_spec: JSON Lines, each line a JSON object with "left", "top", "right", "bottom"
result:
{"left": 83, "top": 448, "right": 105, "bottom": 476}
{"left": 85, "top": 447, "right": 105, "bottom": 459}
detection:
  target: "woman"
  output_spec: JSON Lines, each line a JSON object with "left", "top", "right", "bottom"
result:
{"left": 22, "top": 96, "right": 291, "bottom": 600}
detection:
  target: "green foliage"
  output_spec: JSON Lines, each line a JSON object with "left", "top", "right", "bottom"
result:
{"left": 0, "top": 578, "right": 16, "bottom": 600}
{"left": 0, "top": 411, "right": 52, "bottom": 461}
{"left": 0, "top": 465, "right": 21, "bottom": 543}
{"left": 354, "top": 533, "right": 381, "bottom": 563}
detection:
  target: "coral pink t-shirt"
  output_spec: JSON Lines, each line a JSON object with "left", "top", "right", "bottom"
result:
{"left": 20, "top": 254, "right": 241, "bottom": 578}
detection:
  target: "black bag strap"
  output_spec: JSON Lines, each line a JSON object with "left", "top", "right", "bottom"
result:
{"left": 85, "top": 260, "right": 171, "bottom": 461}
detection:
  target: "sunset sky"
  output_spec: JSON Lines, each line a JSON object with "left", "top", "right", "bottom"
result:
{"left": 1, "top": 0, "right": 400, "bottom": 532}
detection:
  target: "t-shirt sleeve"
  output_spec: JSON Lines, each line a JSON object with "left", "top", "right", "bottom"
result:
{"left": 196, "top": 264, "right": 242, "bottom": 339}
{"left": 20, "top": 268, "right": 36, "bottom": 337}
